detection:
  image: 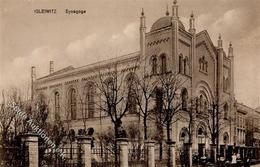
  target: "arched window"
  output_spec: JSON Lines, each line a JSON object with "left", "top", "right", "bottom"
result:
{"left": 54, "top": 91, "right": 60, "bottom": 120}
{"left": 195, "top": 98, "right": 199, "bottom": 113}
{"left": 86, "top": 83, "right": 95, "bottom": 118}
{"left": 198, "top": 127, "right": 204, "bottom": 136}
{"left": 151, "top": 56, "right": 157, "bottom": 75}
{"left": 126, "top": 73, "right": 138, "bottom": 114}
{"left": 68, "top": 88, "right": 77, "bottom": 120}
{"left": 179, "top": 127, "right": 189, "bottom": 144}
{"left": 199, "top": 95, "right": 203, "bottom": 113}
{"left": 181, "top": 88, "right": 188, "bottom": 110}
{"left": 155, "top": 87, "right": 163, "bottom": 113}
{"left": 179, "top": 54, "right": 183, "bottom": 74}
{"left": 160, "top": 54, "right": 167, "bottom": 74}
{"left": 184, "top": 57, "right": 187, "bottom": 75}
{"left": 224, "top": 103, "right": 228, "bottom": 119}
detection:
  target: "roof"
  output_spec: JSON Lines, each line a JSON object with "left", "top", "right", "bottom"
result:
{"left": 150, "top": 16, "right": 185, "bottom": 32}
{"left": 38, "top": 66, "right": 75, "bottom": 80}
{"left": 36, "top": 51, "right": 140, "bottom": 82}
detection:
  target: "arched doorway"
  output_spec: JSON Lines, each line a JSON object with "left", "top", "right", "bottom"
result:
{"left": 220, "top": 132, "right": 229, "bottom": 158}
{"left": 197, "top": 126, "right": 206, "bottom": 158}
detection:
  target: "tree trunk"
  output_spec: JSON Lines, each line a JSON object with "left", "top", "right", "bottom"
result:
{"left": 167, "top": 120, "right": 171, "bottom": 142}
{"left": 114, "top": 124, "right": 119, "bottom": 167}
{"left": 144, "top": 114, "right": 147, "bottom": 140}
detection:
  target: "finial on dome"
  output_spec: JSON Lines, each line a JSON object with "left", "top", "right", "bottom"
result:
{"left": 141, "top": 8, "right": 144, "bottom": 16}
{"left": 166, "top": 4, "right": 169, "bottom": 16}
{"left": 173, "top": 0, "right": 177, "bottom": 5}
{"left": 191, "top": 11, "right": 194, "bottom": 18}
{"left": 218, "top": 34, "right": 223, "bottom": 48}
{"left": 218, "top": 34, "right": 222, "bottom": 39}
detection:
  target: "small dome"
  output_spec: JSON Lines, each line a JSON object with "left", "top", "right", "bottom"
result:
{"left": 151, "top": 16, "right": 185, "bottom": 31}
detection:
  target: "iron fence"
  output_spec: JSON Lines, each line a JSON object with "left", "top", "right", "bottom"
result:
{"left": 39, "top": 144, "right": 84, "bottom": 167}
{"left": 0, "top": 144, "right": 29, "bottom": 167}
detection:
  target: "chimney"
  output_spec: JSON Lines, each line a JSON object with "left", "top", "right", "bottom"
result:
{"left": 50, "top": 61, "right": 54, "bottom": 74}
{"left": 31, "top": 66, "right": 36, "bottom": 81}
{"left": 31, "top": 66, "right": 36, "bottom": 100}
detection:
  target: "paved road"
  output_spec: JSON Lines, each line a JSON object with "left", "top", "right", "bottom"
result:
{"left": 252, "top": 164, "right": 260, "bottom": 167}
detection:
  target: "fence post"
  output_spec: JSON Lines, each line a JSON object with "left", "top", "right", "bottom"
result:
{"left": 22, "top": 133, "right": 39, "bottom": 167}
{"left": 77, "top": 135, "right": 92, "bottom": 167}
{"left": 167, "top": 141, "right": 176, "bottom": 167}
{"left": 117, "top": 138, "right": 128, "bottom": 167}
{"left": 144, "top": 140, "right": 155, "bottom": 167}
{"left": 184, "top": 143, "right": 193, "bottom": 167}
{"left": 210, "top": 144, "right": 217, "bottom": 163}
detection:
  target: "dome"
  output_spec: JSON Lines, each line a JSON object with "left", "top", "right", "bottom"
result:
{"left": 151, "top": 16, "right": 185, "bottom": 32}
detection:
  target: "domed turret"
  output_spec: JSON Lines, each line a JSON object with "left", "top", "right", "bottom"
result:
{"left": 150, "top": 16, "right": 185, "bottom": 32}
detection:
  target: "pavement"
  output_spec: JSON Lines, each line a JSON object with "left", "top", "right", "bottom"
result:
{"left": 252, "top": 164, "right": 260, "bottom": 167}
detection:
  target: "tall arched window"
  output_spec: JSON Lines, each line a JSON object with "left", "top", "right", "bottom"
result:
{"left": 181, "top": 88, "right": 188, "bottom": 110}
{"left": 179, "top": 54, "right": 183, "bottom": 73}
{"left": 160, "top": 54, "right": 167, "bottom": 74}
{"left": 199, "top": 95, "right": 203, "bottom": 113}
{"left": 204, "top": 101, "right": 208, "bottom": 112}
{"left": 224, "top": 103, "right": 228, "bottom": 119}
{"left": 126, "top": 73, "right": 138, "bottom": 114}
{"left": 86, "top": 83, "right": 95, "bottom": 118}
{"left": 54, "top": 91, "right": 60, "bottom": 120}
{"left": 151, "top": 56, "right": 157, "bottom": 75}
{"left": 68, "top": 88, "right": 77, "bottom": 120}
{"left": 184, "top": 57, "right": 187, "bottom": 75}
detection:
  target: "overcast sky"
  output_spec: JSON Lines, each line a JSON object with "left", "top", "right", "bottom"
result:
{"left": 0, "top": 0, "right": 259, "bottom": 108}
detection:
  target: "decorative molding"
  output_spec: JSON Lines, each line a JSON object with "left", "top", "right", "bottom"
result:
{"left": 36, "top": 86, "right": 48, "bottom": 91}
{"left": 147, "top": 37, "right": 170, "bottom": 47}
{"left": 49, "top": 83, "right": 62, "bottom": 88}
{"left": 65, "top": 79, "right": 79, "bottom": 85}
{"left": 196, "top": 41, "right": 215, "bottom": 62}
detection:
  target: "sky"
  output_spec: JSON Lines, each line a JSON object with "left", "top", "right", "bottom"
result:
{"left": 0, "top": 0, "right": 259, "bottom": 108}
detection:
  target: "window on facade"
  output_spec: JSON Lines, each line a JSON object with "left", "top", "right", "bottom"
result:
{"left": 184, "top": 58, "right": 187, "bottom": 75}
{"left": 181, "top": 88, "right": 188, "bottom": 110}
{"left": 199, "top": 95, "right": 203, "bottom": 113}
{"left": 223, "top": 67, "right": 230, "bottom": 92}
{"left": 204, "top": 101, "right": 208, "bottom": 112}
{"left": 155, "top": 87, "right": 163, "bottom": 113}
{"left": 198, "top": 127, "right": 204, "bottom": 136}
{"left": 54, "top": 91, "right": 60, "bottom": 120}
{"left": 161, "top": 54, "right": 167, "bottom": 74}
{"left": 86, "top": 83, "right": 95, "bottom": 118}
{"left": 179, "top": 54, "right": 183, "bottom": 74}
{"left": 224, "top": 103, "right": 228, "bottom": 119}
{"left": 199, "top": 56, "right": 208, "bottom": 73}
{"left": 126, "top": 74, "right": 137, "bottom": 114}
{"left": 68, "top": 88, "right": 77, "bottom": 120}
{"left": 151, "top": 56, "right": 157, "bottom": 75}
{"left": 179, "top": 54, "right": 189, "bottom": 75}
{"left": 195, "top": 98, "right": 199, "bottom": 113}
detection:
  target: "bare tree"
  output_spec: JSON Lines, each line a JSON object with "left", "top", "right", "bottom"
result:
{"left": 158, "top": 72, "right": 184, "bottom": 142}
{"left": 201, "top": 98, "right": 231, "bottom": 163}
{"left": 134, "top": 72, "right": 159, "bottom": 140}
{"left": 94, "top": 63, "right": 133, "bottom": 165}
{"left": 0, "top": 88, "right": 23, "bottom": 146}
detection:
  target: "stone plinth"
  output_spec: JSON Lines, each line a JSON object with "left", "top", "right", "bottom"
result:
{"left": 144, "top": 140, "right": 155, "bottom": 167}
{"left": 117, "top": 138, "right": 128, "bottom": 167}
{"left": 77, "top": 135, "right": 92, "bottom": 167}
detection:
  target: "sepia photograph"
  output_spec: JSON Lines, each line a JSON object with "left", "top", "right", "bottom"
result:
{"left": 0, "top": 0, "right": 260, "bottom": 166}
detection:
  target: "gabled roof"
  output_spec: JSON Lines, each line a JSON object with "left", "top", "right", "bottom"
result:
{"left": 37, "top": 66, "right": 75, "bottom": 80}
{"left": 196, "top": 30, "right": 218, "bottom": 56}
{"left": 36, "top": 51, "right": 140, "bottom": 82}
